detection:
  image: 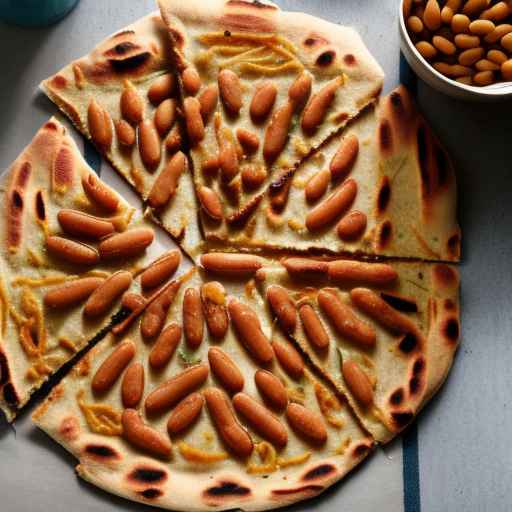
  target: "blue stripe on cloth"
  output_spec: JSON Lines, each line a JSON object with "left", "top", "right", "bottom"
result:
{"left": 399, "top": 51, "right": 421, "bottom": 512}
{"left": 403, "top": 423, "right": 421, "bottom": 512}
{"left": 83, "top": 138, "right": 102, "bottom": 175}
{"left": 399, "top": 52, "right": 418, "bottom": 95}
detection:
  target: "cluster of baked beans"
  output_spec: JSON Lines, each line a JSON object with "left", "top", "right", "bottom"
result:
{"left": 404, "top": 0, "right": 512, "bottom": 86}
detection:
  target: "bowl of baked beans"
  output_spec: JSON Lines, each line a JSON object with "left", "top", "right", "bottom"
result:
{"left": 399, "top": 0, "right": 512, "bottom": 100}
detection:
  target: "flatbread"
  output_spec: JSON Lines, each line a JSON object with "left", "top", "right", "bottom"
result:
{"left": 41, "top": 13, "right": 203, "bottom": 259}
{"left": 252, "top": 254, "right": 460, "bottom": 442}
{"left": 22, "top": 3, "right": 462, "bottom": 511}
{"left": 33, "top": 262, "right": 374, "bottom": 512}
{"left": 0, "top": 117, "right": 183, "bottom": 421}
{"left": 157, "top": 0, "right": 384, "bottom": 238}
{"left": 200, "top": 86, "right": 460, "bottom": 261}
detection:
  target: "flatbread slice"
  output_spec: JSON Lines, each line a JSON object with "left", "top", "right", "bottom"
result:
{"left": 157, "top": 0, "right": 384, "bottom": 235}
{"left": 0, "top": 117, "right": 184, "bottom": 421}
{"left": 33, "top": 261, "right": 374, "bottom": 512}
{"left": 251, "top": 254, "right": 460, "bottom": 442}
{"left": 202, "top": 86, "right": 460, "bottom": 261}
{"left": 41, "top": 13, "right": 203, "bottom": 258}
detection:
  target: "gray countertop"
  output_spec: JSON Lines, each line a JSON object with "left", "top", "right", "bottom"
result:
{"left": 1, "top": 1, "right": 511, "bottom": 511}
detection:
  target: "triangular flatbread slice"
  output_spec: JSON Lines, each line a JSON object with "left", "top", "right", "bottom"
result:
{"left": 33, "top": 261, "right": 374, "bottom": 511}
{"left": 249, "top": 254, "right": 460, "bottom": 442}
{"left": 0, "top": 118, "right": 184, "bottom": 420}
{"left": 202, "top": 86, "right": 460, "bottom": 261}
{"left": 40, "top": 13, "right": 202, "bottom": 258}
{"left": 157, "top": 0, "right": 384, "bottom": 236}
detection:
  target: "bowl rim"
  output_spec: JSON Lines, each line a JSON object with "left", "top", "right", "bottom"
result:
{"left": 398, "top": 0, "right": 512, "bottom": 98}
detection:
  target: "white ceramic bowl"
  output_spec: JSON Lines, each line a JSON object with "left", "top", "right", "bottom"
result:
{"left": 399, "top": 0, "right": 512, "bottom": 101}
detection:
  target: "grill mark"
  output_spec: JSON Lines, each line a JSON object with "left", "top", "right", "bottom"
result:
{"left": 398, "top": 333, "right": 418, "bottom": 354}
{"left": 84, "top": 444, "right": 119, "bottom": 459}
{"left": 128, "top": 467, "right": 167, "bottom": 484}
{"left": 205, "top": 481, "right": 251, "bottom": 497}
{"left": 110, "top": 52, "right": 150, "bottom": 71}
{"left": 302, "top": 464, "right": 336, "bottom": 481}
{"left": 380, "top": 293, "right": 418, "bottom": 313}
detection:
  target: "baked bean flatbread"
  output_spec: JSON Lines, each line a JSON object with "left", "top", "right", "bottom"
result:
{"left": 157, "top": 0, "right": 384, "bottom": 242}
{"left": 202, "top": 86, "right": 461, "bottom": 261}
{"left": 0, "top": 118, "right": 185, "bottom": 421}
{"left": 251, "top": 254, "right": 460, "bottom": 442}
{"left": 15, "top": 2, "right": 462, "bottom": 511}
{"left": 33, "top": 260, "right": 374, "bottom": 512}
{"left": 40, "top": 13, "right": 203, "bottom": 258}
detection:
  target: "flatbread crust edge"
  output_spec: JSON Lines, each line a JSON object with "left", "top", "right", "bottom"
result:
{"left": 32, "top": 325, "right": 374, "bottom": 512}
{"left": 285, "top": 261, "right": 461, "bottom": 444}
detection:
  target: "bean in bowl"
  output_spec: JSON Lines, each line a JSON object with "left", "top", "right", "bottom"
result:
{"left": 403, "top": 0, "right": 512, "bottom": 85}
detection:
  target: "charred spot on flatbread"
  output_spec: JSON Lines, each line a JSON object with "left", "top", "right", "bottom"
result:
{"left": 376, "top": 220, "right": 392, "bottom": 249}
{"left": 53, "top": 145, "right": 75, "bottom": 191}
{"left": 380, "top": 293, "right": 418, "bottom": 313}
{"left": 442, "top": 317, "right": 460, "bottom": 344}
{"left": 343, "top": 53, "right": 357, "bottom": 66}
{"left": 83, "top": 444, "right": 121, "bottom": 461}
{"left": 376, "top": 176, "right": 391, "bottom": 215}
{"left": 35, "top": 190, "right": 47, "bottom": 222}
{"left": 302, "top": 463, "right": 336, "bottom": 481}
{"left": 3, "top": 383, "right": 19, "bottom": 409}
{"left": 226, "top": 0, "right": 278, "bottom": 10}
{"left": 0, "top": 351, "right": 10, "bottom": 387}
{"left": 316, "top": 50, "right": 336, "bottom": 67}
{"left": 409, "top": 356, "right": 426, "bottom": 396}
{"left": 58, "top": 416, "right": 80, "bottom": 441}
{"left": 391, "top": 410, "right": 414, "bottom": 429}
{"left": 272, "top": 485, "right": 323, "bottom": 496}
{"left": 447, "top": 233, "right": 461, "bottom": 259}
{"left": 352, "top": 441, "right": 372, "bottom": 458}
{"left": 389, "top": 387, "right": 405, "bottom": 406}
{"left": 127, "top": 466, "right": 168, "bottom": 485}
{"left": 432, "top": 264, "right": 458, "bottom": 289}
{"left": 398, "top": 332, "right": 419, "bottom": 354}
{"left": 378, "top": 119, "right": 393, "bottom": 155}
{"left": 205, "top": 481, "right": 251, "bottom": 498}
{"left": 138, "top": 488, "right": 163, "bottom": 500}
